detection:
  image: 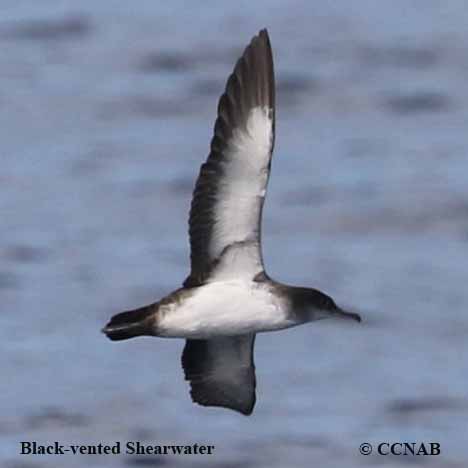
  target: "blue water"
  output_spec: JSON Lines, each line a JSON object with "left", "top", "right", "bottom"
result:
{"left": 2, "top": 1, "right": 468, "bottom": 467}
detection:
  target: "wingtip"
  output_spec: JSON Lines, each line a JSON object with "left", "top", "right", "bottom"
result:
{"left": 242, "top": 399, "right": 256, "bottom": 416}
{"left": 258, "top": 28, "right": 271, "bottom": 44}
{"left": 191, "top": 396, "right": 255, "bottom": 416}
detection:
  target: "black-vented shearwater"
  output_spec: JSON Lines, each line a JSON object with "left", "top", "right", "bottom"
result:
{"left": 103, "top": 29, "right": 361, "bottom": 415}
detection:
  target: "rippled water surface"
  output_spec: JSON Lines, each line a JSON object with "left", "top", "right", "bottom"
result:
{"left": 2, "top": 1, "right": 468, "bottom": 467}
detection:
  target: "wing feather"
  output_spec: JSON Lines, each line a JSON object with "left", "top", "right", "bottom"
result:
{"left": 181, "top": 334, "right": 256, "bottom": 415}
{"left": 185, "top": 29, "right": 275, "bottom": 287}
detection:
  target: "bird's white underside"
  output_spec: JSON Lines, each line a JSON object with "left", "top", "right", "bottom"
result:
{"left": 157, "top": 280, "right": 293, "bottom": 339}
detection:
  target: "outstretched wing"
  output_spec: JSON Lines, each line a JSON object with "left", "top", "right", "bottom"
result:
{"left": 185, "top": 29, "right": 275, "bottom": 287}
{"left": 181, "top": 335, "right": 256, "bottom": 415}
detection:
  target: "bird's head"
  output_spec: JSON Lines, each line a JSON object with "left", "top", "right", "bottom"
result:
{"left": 290, "top": 287, "right": 361, "bottom": 323}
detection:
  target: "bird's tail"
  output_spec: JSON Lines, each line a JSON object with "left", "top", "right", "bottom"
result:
{"left": 102, "top": 303, "right": 156, "bottom": 341}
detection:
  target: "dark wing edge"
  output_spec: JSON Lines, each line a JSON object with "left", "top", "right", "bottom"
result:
{"left": 184, "top": 28, "right": 275, "bottom": 288}
{"left": 181, "top": 335, "right": 257, "bottom": 416}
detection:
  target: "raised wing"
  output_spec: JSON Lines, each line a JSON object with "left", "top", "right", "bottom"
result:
{"left": 184, "top": 29, "right": 275, "bottom": 287}
{"left": 181, "top": 334, "right": 256, "bottom": 415}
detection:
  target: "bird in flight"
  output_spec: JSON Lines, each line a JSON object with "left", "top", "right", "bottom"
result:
{"left": 102, "top": 29, "right": 361, "bottom": 416}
